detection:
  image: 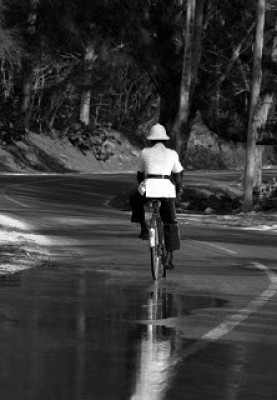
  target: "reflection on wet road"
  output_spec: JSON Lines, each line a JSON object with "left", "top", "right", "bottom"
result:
{"left": 1, "top": 175, "right": 277, "bottom": 400}
{"left": 130, "top": 283, "right": 179, "bottom": 400}
{"left": 0, "top": 266, "right": 235, "bottom": 400}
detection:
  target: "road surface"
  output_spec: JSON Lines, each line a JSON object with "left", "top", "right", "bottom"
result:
{"left": 0, "top": 173, "right": 277, "bottom": 400}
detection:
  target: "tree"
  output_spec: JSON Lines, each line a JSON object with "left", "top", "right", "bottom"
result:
{"left": 0, "top": 1, "right": 23, "bottom": 99}
{"left": 243, "top": 0, "right": 266, "bottom": 212}
{"left": 94, "top": 0, "right": 208, "bottom": 158}
{"left": 2, "top": 0, "right": 276, "bottom": 167}
{"left": 3, "top": 0, "right": 45, "bottom": 129}
{"left": 197, "top": 0, "right": 257, "bottom": 141}
{"left": 171, "top": 0, "right": 206, "bottom": 156}
{"left": 21, "top": 0, "right": 40, "bottom": 130}
{"left": 252, "top": 6, "right": 277, "bottom": 186}
{"left": 79, "top": 43, "right": 98, "bottom": 125}
{"left": 198, "top": 0, "right": 277, "bottom": 150}
{"left": 0, "top": 11, "right": 22, "bottom": 67}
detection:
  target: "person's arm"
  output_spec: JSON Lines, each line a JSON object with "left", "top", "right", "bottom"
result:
{"left": 136, "top": 150, "right": 145, "bottom": 183}
{"left": 137, "top": 171, "right": 145, "bottom": 183}
{"left": 172, "top": 170, "right": 183, "bottom": 194}
{"left": 171, "top": 151, "right": 184, "bottom": 194}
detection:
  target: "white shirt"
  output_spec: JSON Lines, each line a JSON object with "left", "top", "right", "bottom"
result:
{"left": 137, "top": 143, "right": 183, "bottom": 198}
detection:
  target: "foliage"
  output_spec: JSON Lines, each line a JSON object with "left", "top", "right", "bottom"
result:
{"left": 97, "top": 0, "right": 186, "bottom": 127}
{"left": 0, "top": 99, "right": 26, "bottom": 145}
{"left": 199, "top": 0, "right": 277, "bottom": 142}
{"left": 0, "top": 0, "right": 277, "bottom": 162}
{"left": 65, "top": 122, "right": 116, "bottom": 160}
{"left": 0, "top": 0, "right": 156, "bottom": 160}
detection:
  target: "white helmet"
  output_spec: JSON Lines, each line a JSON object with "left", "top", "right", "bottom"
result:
{"left": 146, "top": 124, "right": 170, "bottom": 141}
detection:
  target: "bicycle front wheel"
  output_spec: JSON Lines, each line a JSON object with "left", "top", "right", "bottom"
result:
{"left": 149, "top": 217, "right": 166, "bottom": 280}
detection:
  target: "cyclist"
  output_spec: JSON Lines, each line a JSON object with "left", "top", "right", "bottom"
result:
{"left": 130, "top": 123, "right": 183, "bottom": 269}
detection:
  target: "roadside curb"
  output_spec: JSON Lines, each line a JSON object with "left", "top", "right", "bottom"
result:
{"left": 177, "top": 212, "right": 277, "bottom": 231}
{"left": 0, "top": 171, "right": 136, "bottom": 176}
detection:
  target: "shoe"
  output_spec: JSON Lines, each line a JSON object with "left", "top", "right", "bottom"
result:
{"left": 139, "top": 222, "right": 149, "bottom": 240}
{"left": 165, "top": 263, "right": 174, "bottom": 270}
{"left": 164, "top": 252, "right": 174, "bottom": 270}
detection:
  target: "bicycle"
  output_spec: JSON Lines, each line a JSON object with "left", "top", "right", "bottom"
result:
{"left": 146, "top": 199, "right": 167, "bottom": 280}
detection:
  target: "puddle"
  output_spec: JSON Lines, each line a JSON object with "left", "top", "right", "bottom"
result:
{"left": 115, "top": 283, "right": 228, "bottom": 323}
{"left": 0, "top": 264, "right": 231, "bottom": 400}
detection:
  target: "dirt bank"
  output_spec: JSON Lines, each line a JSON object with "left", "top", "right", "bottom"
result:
{"left": 0, "top": 130, "right": 139, "bottom": 174}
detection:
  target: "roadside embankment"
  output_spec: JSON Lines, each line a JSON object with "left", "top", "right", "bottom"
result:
{"left": 109, "top": 181, "right": 277, "bottom": 232}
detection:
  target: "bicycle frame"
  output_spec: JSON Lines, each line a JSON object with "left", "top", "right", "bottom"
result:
{"left": 146, "top": 199, "right": 166, "bottom": 280}
{"left": 149, "top": 201, "right": 161, "bottom": 246}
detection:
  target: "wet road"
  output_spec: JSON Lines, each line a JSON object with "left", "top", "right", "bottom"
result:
{"left": 1, "top": 173, "right": 277, "bottom": 400}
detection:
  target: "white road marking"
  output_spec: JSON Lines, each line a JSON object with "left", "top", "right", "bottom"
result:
{"left": 192, "top": 240, "right": 237, "bottom": 255}
{"left": 178, "top": 261, "right": 277, "bottom": 360}
{"left": 2, "top": 179, "right": 107, "bottom": 210}
{"left": 203, "top": 263, "right": 277, "bottom": 339}
{"left": 3, "top": 189, "right": 31, "bottom": 208}
{"left": 2, "top": 178, "right": 67, "bottom": 209}
{"left": 62, "top": 183, "right": 95, "bottom": 188}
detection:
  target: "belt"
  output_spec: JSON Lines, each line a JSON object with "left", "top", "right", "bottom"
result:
{"left": 146, "top": 174, "right": 171, "bottom": 180}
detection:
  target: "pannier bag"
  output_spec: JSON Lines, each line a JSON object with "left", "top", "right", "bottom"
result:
{"left": 164, "top": 223, "right": 180, "bottom": 251}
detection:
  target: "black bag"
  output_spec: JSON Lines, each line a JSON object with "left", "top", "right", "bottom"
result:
{"left": 164, "top": 223, "right": 181, "bottom": 251}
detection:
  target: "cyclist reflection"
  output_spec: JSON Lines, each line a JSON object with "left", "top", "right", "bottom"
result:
{"left": 130, "top": 283, "right": 180, "bottom": 400}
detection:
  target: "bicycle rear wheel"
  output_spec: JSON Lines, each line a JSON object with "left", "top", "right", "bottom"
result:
{"left": 149, "top": 217, "right": 166, "bottom": 280}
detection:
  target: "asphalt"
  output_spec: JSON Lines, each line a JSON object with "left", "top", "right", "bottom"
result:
{"left": 1, "top": 173, "right": 277, "bottom": 400}
{"left": 1, "top": 170, "right": 277, "bottom": 277}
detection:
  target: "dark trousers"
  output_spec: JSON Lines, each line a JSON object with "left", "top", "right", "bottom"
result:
{"left": 130, "top": 190, "right": 180, "bottom": 251}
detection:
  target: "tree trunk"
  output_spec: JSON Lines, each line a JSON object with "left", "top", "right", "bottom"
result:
{"left": 255, "top": 145, "right": 263, "bottom": 187}
{"left": 243, "top": 0, "right": 265, "bottom": 212}
{"left": 191, "top": 0, "right": 205, "bottom": 94}
{"left": 21, "top": 63, "right": 33, "bottom": 130}
{"left": 80, "top": 44, "right": 97, "bottom": 126}
{"left": 241, "top": 92, "right": 274, "bottom": 188}
{"left": 255, "top": 92, "right": 274, "bottom": 183}
{"left": 21, "top": 0, "right": 39, "bottom": 130}
{"left": 80, "top": 90, "right": 92, "bottom": 126}
{"left": 159, "top": 83, "right": 180, "bottom": 134}
{"left": 171, "top": 0, "right": 196, "bottom": 156}
{"left": 254, "top": 17, "right": 277, "bottom": 182}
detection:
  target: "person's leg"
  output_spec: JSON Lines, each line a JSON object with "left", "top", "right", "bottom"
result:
{"left": 160, "top": 199, "right": 180, "bottom": 269}
{"left": 129, "top": 191, "right": 148, "bottom": 239}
